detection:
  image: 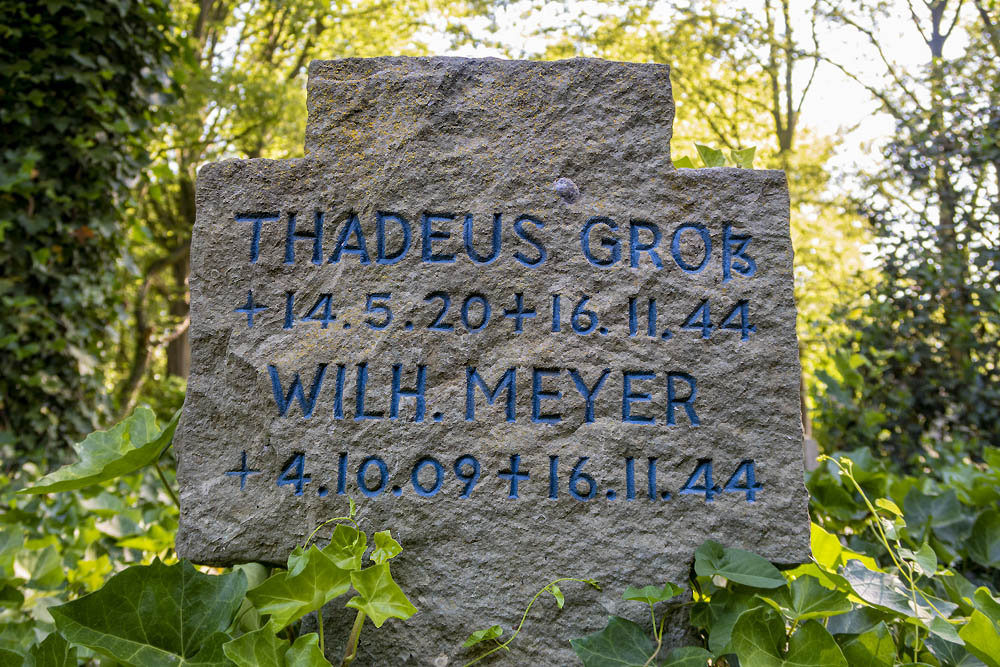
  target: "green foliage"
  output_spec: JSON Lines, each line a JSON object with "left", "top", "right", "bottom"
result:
{"left": 808, "top": 447, "right": 1000, "bottom": 591}
{"left": 462, "top": 625, "right": 504, "bottom": 648}
{"left": 3, "top": 409, "right": 418, "bottom": 665}
{"left": 694, "top": 540, "right": 785, "bottom": 589}
{"left": 673, "top": 145, "right": 757, "bottom": 169}
{"left": 345, "top": 563, "right": 417, "bottom": 628}
{"left": 20, "top": 407, "right": 178, "bottom": 495}
{"left": 464, "top": 578, "right": 601, "bottom": 665}
{"left": 623, "top": 583, "right": 684, "bottom": 605}
{"left": 247, "top": 546, "right": 352, "bottom": 629}
{"left": 813, "top": 1, "right": 1000, "bottom": 467}
{"left": 0, "top": 0, "right": 174, "bottom": 458}
{"left": 223, "top": 629, "right": 327, "bottom": 667}
{"left": 569, "top": 453, "right": 1000, "bottom": 667}
{"left": 50, "top": 559, "right": 246, "bottom": 666}
{"left": 732, "top": 611, "right": 846, "bottom": 667}
{"left": 571, "top": 616, "right": 657, "bottom": 666}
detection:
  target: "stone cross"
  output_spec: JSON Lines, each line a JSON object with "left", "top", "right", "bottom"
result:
{"left": 176, "top": 56, "right": 810, "bottom": 664}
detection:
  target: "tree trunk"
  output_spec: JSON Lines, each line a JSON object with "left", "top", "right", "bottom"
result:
{"left": 166, "top": 250, "right": 191, "bottom": 378}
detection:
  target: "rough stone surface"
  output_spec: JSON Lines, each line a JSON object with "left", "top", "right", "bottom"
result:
{"left": 176, "top": 56, "right": 810, "bottom": 666}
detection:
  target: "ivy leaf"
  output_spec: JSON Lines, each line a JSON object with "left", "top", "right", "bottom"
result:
{"left": 967, "top": 510, "right": 1000, "bottom": 568}
{"left": 569, "top": 615, "right": 657, "bottom": 667}
{"left": 924, "top": 634, "right": 986, "bottom": 667}
{"left": 346, "top": 563, "right": 417, "bottom": 628}
{"left": 284, "top": 633, "right": 330, "bottom": 667}
{"left": 28, "top": 633, "right": 77, "bottom": 667}
{"left": 18, "top": 545, "right": 64, "bottom": 590}
{"left": 549, "top": 583, "right": 565, "bottom": 609}
{"left": 874, "top": 498, "right": 902, "bottom": 517}
{"left": 0, "top": 583, "right": 24, "bottom": 610}
{"left": 223, "top": 630, "right": 330, "bottom": 667}
{"left": 0, "top": 527, "right": 23, "bottom": 577}
{"left": 694, "top": 540, "right": 786, "bottom": 589}
{"left": 623, "top": 583, "right": 684, "bottom": 605}
{"left": 903, "top": 489, "right": 973, "bottom": 548}
{"left": 729, "top": 147, "right": 756, "bottom": 169}
{"left": 322, "top": 524, "right": 367, "bottom": 571}
{"left": 836, "top": 622, "right": 895, "bottom": 667}
{"left": 462, "top": 625, "right": 504, "bottom": 648}
{"left": 673, "top": 156, "right": 696, "bottom": 168}
{"left": 0, "top": 648, "right": 24, "bottom": 666}
{"left": 898, "top": 543, "right": 937, "bottom": 576}
{"left": 765, "top": 575, "right": 852, "bottom": 621}
{"left": 695, "top": 144, "right": 726, "bottom": 167}
{"left": 826, "top": 607, "right": 891, "bottom": 636}
{"left": 959, "top": 610, "right": 1000, "bottom": 667}
{"left": 973, "top": 587, "right": 1000, "bottom": 621}
{"left": 20, "top": 408, "right": 179, "bottom": 495}
{"left": 661, "top": 646, "right": 713, "bottom": 666}
{"left": 117, "top": 523, "right": 175, "bottom": 553}
{"left": 247, "top": 545, "right": 351, "bottom": 629}
{"left": 223, "top": 627, "right": 287, "bottom": 666}
{"left": 699, "top": 589, "right": 769, "bottom": 655}
{"left": 49, "top": 559, "right": 246, "bottom": 667}
{"left": 731, "top": 608, "right": 847, "bottom": 667}
{"left": 840, "top": 560, "right": 957, "bottom": 626}
{"left": 370, "top": 531, "right": 402, "bottom": 565}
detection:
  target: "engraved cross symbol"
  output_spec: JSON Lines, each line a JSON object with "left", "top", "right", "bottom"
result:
{"left": 225, "top": 450, "right": 260, "bottom": 490}
{"left": 235, "top": 290, "right": 268, "bottom": 328}
{"left": 498, "top": 454, "right": 530, "bottom": 499}
{"left": 502, "top": 293, "right": 536, "bottom": 333}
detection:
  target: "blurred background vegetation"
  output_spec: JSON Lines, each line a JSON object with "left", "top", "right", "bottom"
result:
{"left": 0, "top": 0, "right": 997, "bottom": 662}
{"left": 4, "top": 0, "right": 997, "bottom": 471}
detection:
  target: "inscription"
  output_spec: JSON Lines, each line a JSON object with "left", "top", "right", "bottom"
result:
{"left": 263, "top": 363, "right": 701, "bottom": 427}
{"left": 222, "top": 214, "right": 769, "bottom": 509}
{"left": 249, "top": 290, "right": 756, "bottom": 342}
{"left": 224, "top": 450, "right": 763, "bottom": 503}
{"left": 235, "top": 212, "right": 757, "bottom": 276}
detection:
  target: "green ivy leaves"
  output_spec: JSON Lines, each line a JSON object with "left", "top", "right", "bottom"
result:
{"left": 49, "top": 559, "right": 247, "bottom": 666}
{"left": 731, "top": 608, "right": 847, "bottom": 667}
{"left": 570, "top": 616, "right": 657, "bottom": 666}
{"left": 20, "top": 408, "right": 179, "bottom": 495}
{"left": 223, "top": 629, "right": 328, "bottom": 667}
{"left": 571, "top": 616, "right": 714, "bottom": 667}
{"left": 240, "top": 522, "right": 415, "bottom": 662}
{"left": 462, "top": 625, "right": 504, "bottom": 648}
{"left": 694, "top": 540, "right": 785, "bottom": 589}
{"left": 967, "top": 510, "right": 1000, "bottom": 569}
{"left": 622, "top": 583, "right": 684, "bottom": 605}
{"left": 346, "top": 563, "right": 417, "bottom": 628}
{"left": 673, "top": 145, "right": 757, "bottom": 169}
{"left": 247, "top": 546, "right": 352, "bottom": 629}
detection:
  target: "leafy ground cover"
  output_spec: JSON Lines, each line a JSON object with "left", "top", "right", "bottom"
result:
{"left": 2, "top": 409, "right": 998, "bottom": 666}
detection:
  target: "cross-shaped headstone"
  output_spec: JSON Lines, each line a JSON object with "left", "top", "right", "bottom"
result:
{"left": 176, "top": 57, "right": 810, "bottom": 664}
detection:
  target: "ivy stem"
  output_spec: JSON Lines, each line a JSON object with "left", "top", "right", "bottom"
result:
{"left": 464, "top": 577, "right": 598, "bottom": 666}
{"left": 341, "top": 609, "right": 366, "bottom": 666}
{"left": 318, "top": 604, "right": 325, "bottom": 655}
{"left": 153, "top": 460, "right": 180, "bottom": 509}
{"left": 640, "top": 614, "right": 667, "bottom": 667}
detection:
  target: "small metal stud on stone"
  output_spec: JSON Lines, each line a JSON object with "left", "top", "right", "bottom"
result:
{"left": 553, "top": 176, "right": 580, "bottom": 202}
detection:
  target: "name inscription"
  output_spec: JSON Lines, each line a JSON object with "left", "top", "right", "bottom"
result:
{"left": 227, "top": 208, "right": 764, "bottom": 503}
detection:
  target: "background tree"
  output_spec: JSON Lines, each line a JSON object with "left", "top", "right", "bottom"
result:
{"left": 0, "top": 0, "right": 174, "bottom": 461}
{"left": 482, "top": 0, "right": 870, "bottom": 437}
{"left": 114, "top": 0, "right": 462, "bottom": 419}
{"left": 813, "top": 0, "right": 1000, "bottom": 467}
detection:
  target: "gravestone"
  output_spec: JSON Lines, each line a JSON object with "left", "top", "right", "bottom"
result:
{"left": 175, "top": 56, "right": 810, "bottom": 665}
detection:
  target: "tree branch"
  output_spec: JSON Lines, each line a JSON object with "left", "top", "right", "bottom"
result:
{"left": 114, "top": 241, "right": 191, "bottom": 419}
